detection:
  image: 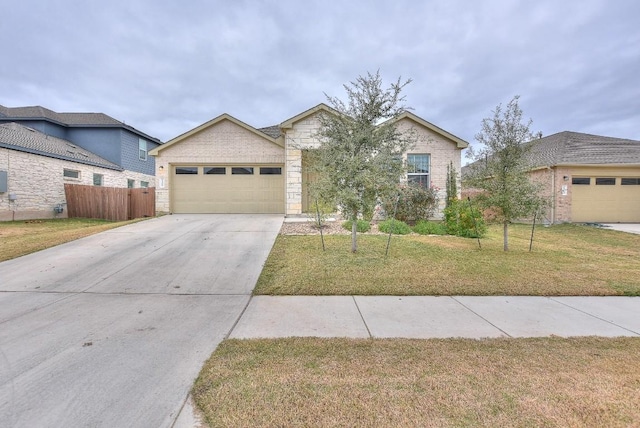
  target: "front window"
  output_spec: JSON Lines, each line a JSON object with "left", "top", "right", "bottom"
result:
{"left": 139, "top": 139, "right": 147, "bottom": 161}
{"left": 140, "top": 181, "right": 149, "bottom": 188}
{"left": 63, "top": 169, "right": 80, "bottom": 179}
{"left": 127, "top": 179, "right": 135, "bottom": 188}
{"left": 407, "top": 154, "right": 430, "bottom": 188}
{"left": 93, "top": 173, "right": 103, "bottom": 186}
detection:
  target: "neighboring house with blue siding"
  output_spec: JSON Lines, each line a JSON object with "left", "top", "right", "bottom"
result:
{"left": 0, "top": 105, "right": 161, "bottom": 176}
{"left": 0, "top": 105, "right": 162, "bottom": 221}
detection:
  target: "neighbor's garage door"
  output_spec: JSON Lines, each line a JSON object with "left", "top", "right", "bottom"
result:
{"left": 171, "top": 165, "right": 284, "bottom": 213}
{"left": 572, "top": 176, "right": 640, "bottom": 222}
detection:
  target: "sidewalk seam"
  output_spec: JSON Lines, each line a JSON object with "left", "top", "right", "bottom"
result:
{"left": 451, "top": 296, "right": 513, "bottom": 338}
{"left": 549, "top": 297, "right": 640, "bottom": 336}
{"left": 225, "top": 294, "right": 254, "bottom": 340}
{"left": 352, "top": 296, "right": 372, "bottom": 338}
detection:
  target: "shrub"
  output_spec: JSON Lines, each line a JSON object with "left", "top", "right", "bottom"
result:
{"left": 444, "top": 198, "right": 486, "bottom": 238}
{"left": 378, "top": 219, "right": 412, "bottom": 235}
{"left": 341, "top": 219, "right": 371, "bottom": 233}
{"left": 381, "top": 184, "right": 439, "bottom": 223}
{"left": 413, "top": 220, "right": 447, "bottom": 235}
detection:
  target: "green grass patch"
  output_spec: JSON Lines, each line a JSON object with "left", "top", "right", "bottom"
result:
{"left": 412, "top": 219, "right": 447, "bottom": 235}
{"left": 255, "top": 224, "right": 640, "bottom": 295}
{"left": 0, "top": 218, "right": 144, "bottom": 262}
{"left": 378, "top": 219, "right": 412, "bottom": 234}
{"left": 341, "top": 219, "right": 371, "bottom": 233}
{"left": 193, "top": 337, "right": 640, "bottom": 427}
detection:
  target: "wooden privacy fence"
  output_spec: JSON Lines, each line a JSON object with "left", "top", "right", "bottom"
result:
{"left": 64, "top": 184, "right": 155, "bottom": 221}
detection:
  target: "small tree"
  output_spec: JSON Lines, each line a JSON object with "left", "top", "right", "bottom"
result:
{"left": 310, "top": 71, "right": 417, "bottom": 252}
{"left": 465, "top": 96, "right": 545, "bottom": 251}
{"left": 445, "top": 161, "right": 458, "bottom": 208}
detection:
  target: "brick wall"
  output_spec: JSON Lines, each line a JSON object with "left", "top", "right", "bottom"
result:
{"left": 0, "top": 147, "right": 154, "bottom": 221}
{"left": 152, "top": 119, "right": 285, "bottom": 213}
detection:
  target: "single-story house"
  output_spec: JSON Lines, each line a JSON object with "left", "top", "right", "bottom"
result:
{"left": 149, "top": 104, "right": 468, "bottom": 217}
{"left": 464, "top": 131, "right": 640, "bottom": 223}
{"left": 0, "top": 122, "right": 155, "bottom": 221}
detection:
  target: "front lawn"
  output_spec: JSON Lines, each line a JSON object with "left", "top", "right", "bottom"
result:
{"left": 255, "top": 223, "right": 640, "bottom": 296}
{"left": 0, "top": 218, "right": 143, "bottom": 262}
{"left": 193, "top": 337, "right": 640, "bottom": 427}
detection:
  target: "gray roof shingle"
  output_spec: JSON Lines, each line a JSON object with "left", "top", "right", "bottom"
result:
{"left": 0, "top": 122, "right": 123, "bottom": 170}
{"left": 258, "top": 125, "right": 282, "bottom": 139}
{"left": 0, "top": 104, "right": 162, "bottom": 143}
{"left": 527, "top": 131, "right": 640, "bottom": 167}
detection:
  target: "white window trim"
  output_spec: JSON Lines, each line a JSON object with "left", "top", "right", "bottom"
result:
{"left": 407, "top": 153, "right": 431, "bottom": 188}
{"left": 139, "top": 138, "right": 148, "bottom": 161}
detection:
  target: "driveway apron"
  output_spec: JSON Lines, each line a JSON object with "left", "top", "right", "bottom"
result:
{"left": 0, "top": 214, "right": 283, "bottom": 428}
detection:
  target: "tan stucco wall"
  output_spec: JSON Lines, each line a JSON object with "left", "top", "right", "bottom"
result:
{"left": 0, "top": 148, "right": 154, "bottom": 221}
{"left": 153, "top": 119, "right": 285, "bottom": 213}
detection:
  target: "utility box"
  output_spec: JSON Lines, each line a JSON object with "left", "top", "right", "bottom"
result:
{"left": 8, "top": 193, "right": 17, "bottom": 201}
{"left": 0, "top": 170, "right": 7, "bottom": 193}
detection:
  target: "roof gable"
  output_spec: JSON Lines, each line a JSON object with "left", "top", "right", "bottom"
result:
{"left": 394, "top": 112, "right": 468, "bottom": 149}
{"left": 279, "top": 103, "right": 338, "bottom": 129}
{"left": 149, "top": 113, "right": 282, "bottom": 155}
{"left": 0, "top": 122, "right": 122, "bottom": 170}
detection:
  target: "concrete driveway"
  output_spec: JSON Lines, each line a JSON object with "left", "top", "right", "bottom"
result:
{"left": 0, "top": 214, "right": 283, "bottom": 428}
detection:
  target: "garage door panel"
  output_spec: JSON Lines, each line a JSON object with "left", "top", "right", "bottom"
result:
{"left": 572, "top": 177, "right": 640, "bottom": 222}
{"left": 172, "top": 165, "right": 284, "bottom": 214}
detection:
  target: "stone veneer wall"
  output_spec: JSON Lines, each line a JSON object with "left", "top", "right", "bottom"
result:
{"left": 152, "top": 119, "right": 285, "bottom": 213}
{"left": 282, "top": 115, "right": 464, "bottom": 218}
{"left": 0, "top": 148, "right": 154, "bottom": 221}
{"left": 397, "top": 118, "right": 463, "bottom": 218}
{"left": 283, "top": 114, "right": 322, "bottom": 215}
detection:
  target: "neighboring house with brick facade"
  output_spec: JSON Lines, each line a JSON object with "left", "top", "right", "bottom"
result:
{"left": 463, "top": 131, "right": 640, "bottom": 224}
{"left": 150, "top": 104, "right": 468, "bottom": 217}
{"left": 0, "top": 105, "right": 162, "bottom": 221}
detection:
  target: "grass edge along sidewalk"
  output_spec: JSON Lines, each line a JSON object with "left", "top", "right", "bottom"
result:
{"left": 193, "top": 337, "right": 640, "bottom": 428}
{"left": 255, "top": 223, "right": 640, "bottom": 296}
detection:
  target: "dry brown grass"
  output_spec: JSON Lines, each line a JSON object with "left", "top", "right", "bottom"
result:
{"left": 0, "top": 218, "right": 143, "bottom": 262}
{"left": 255, "top": 223, "right": 640, "bottom": 296}
{"left": 193, "top": 337, "right": 640, "bottom": 427}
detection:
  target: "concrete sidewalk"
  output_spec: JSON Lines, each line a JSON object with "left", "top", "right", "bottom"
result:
{"left": 230, "top": 296, "right": 640, "bottom": 339}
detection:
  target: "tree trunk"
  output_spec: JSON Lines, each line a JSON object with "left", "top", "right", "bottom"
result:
{"left": 503, "top": 221, "right": 509, "bottom": 251}
{"left": 351, "top": 215, "right": 358, "bottom": 253}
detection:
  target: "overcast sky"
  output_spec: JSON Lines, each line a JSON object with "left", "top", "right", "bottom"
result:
{"left": 2, "top": 0, "right": 639, "bottom": 149}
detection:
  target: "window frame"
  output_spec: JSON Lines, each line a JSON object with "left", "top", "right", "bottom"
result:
{"left": 232, "top": 167, "right": 254, "bottom": 175}
{"left": 175, "top": 166, "right": 198, "bottom": 175}
{"left": 140, "top": 181, "right": 149, "bottom": 188}
{"left": 406, "top": 153, "right": 431, "bottom": 188}
{"left": 204, "top": 167, "right": 226, "bottom": 175}
{"left": 139, "top": 139, "right": 148, "bottom": 161}
{"left": 571, "top": 177, "right": 591, "bottom": 185}
{"left": 259, "top": 167, "right": 282, "bottom": 175}
{"left": 621, "top": 178, "right": 640, "bottom": 186}
{"left": 93, "top": 173, "right": 104, "bottom": 186}
{"left": 127, "top": 179, "right": 135, "bottom": 188}
{"left": 595, "top": 177, "right": 616, "bottom": 186}
{"left": 63, "top": 168, "right": 80, "bottom": 180}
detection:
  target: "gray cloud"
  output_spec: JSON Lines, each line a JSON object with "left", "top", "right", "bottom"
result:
{"left": 2, "top": 0, "right": 639, "bottom": 146}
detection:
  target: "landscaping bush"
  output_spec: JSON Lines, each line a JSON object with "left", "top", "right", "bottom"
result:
{"left": 413, "top": 220, "right": 447, "bottom": 235}
{"left": 381, "top": 184, "right": 439, "bottom": 223}
{"left": 378, "top": 219, "right": 412, "bottom": 235}
{"left": 444, "top": 198, "right": 486, "bottom": 238}
{"left": 341, "top": 219, "right": 371, "bottom": 233}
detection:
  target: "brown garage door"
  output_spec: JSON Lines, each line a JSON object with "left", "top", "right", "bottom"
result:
{"left": 171, "top": 165, "right": 284, "bottom": 213}
{"left": 572, "top": 176, "right": 640, "bottom": 222}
